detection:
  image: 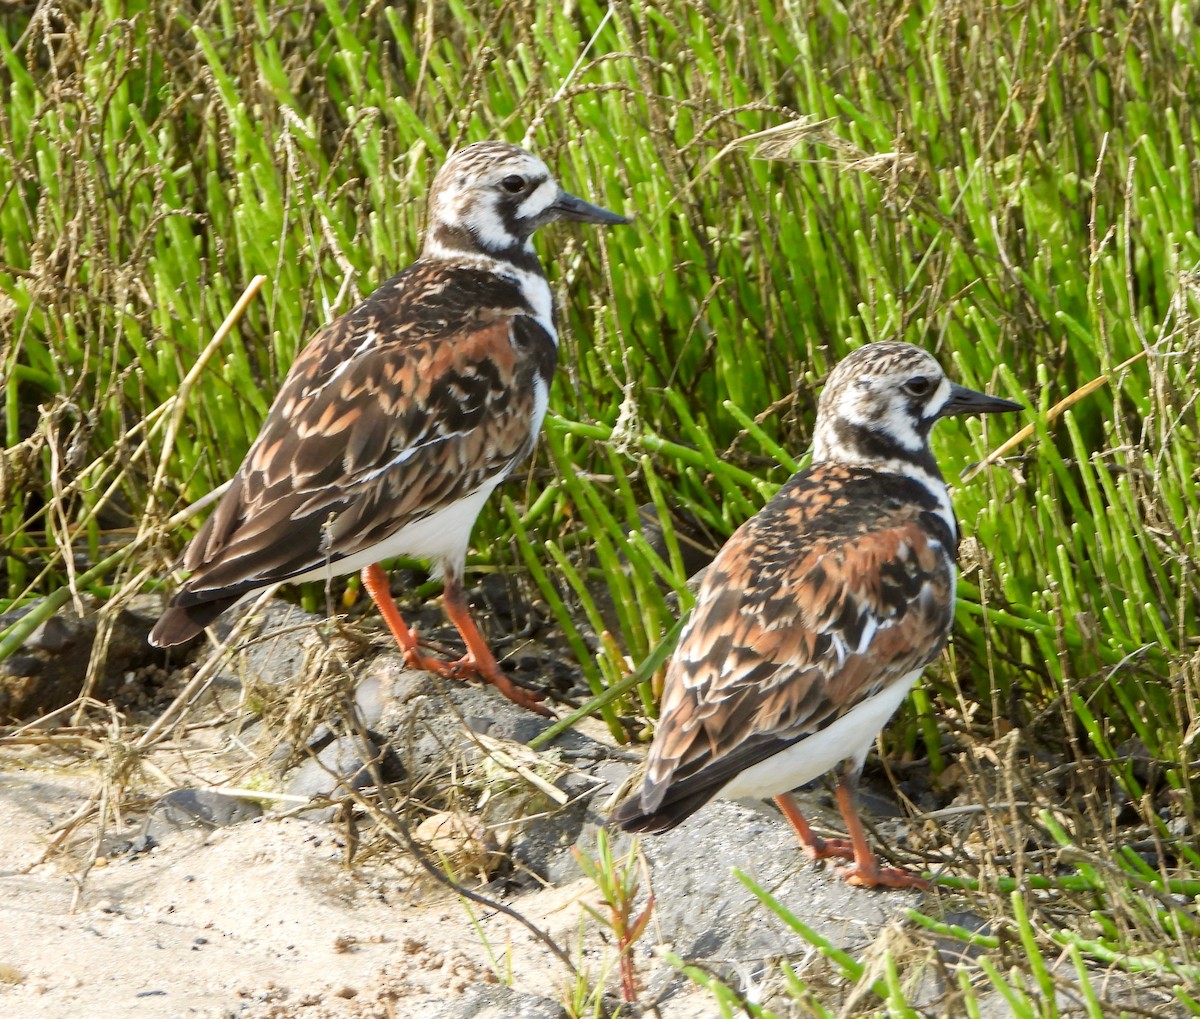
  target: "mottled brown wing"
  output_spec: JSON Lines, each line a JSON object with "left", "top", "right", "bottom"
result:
{"left": 172, "top": 306, "right": 553, "bottom": 604}
{"left": 631, "top": 495, "right": 954, "bottom": 819}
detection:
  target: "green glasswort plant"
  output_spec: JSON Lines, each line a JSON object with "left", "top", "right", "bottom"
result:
{"left": 3, "top": 0, "right": 1200, "bottom": 1013}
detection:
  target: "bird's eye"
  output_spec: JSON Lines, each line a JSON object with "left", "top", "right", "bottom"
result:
{"left": 904, "top": 376, "right": 933, "bottom": 397}
{"left": 501, "top": 175, "right": 526, "bottom": 193}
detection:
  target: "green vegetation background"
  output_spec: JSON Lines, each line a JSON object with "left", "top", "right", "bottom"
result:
{"left": 3, "top": 0, "right": 1200, "bottom": 1012}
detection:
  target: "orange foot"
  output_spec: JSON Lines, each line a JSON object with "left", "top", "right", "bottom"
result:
{"left": 398, "top": 646, "right": 551, "bottom": 716}
{"left": 837, "top": 861, "right": 930, "bottom": 890}
{"left": 449, "top": 655, "right": 552, "bottom": 717}
{"left": 803, "top": 836, "right": 857, "bottom": 862}
{"left": 399, "top": 646, "right": 458, "bottom": 679}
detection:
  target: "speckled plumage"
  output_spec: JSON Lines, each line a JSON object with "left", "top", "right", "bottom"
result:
{"left": 612, "top": 341, "right": 1020, "bottom": 886}
{"left": 150, "top": 142, "right": 627, "bottom": 713}
{"left": 170, "top": 270, "right": 554, "bottom": 603}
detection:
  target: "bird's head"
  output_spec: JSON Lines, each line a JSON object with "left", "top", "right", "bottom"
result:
{"left": 423, "top": 141, "right": 627, "bottom": 262}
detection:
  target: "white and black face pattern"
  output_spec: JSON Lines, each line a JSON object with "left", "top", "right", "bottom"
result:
{"left": 811, "top": 342, "right": 953, "bottom": 465}
{"left": 424, "top": 143, "right": 558, "bottom": 258}
{"left": 421, "top": 141, "right": 627, "bottom": 266}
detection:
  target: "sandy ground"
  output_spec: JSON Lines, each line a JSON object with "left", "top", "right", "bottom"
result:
{"left": 0, "top": 764, "right": 597, "bottom": 1019}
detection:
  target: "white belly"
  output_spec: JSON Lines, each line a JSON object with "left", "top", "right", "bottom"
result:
{"left": 716, "top": 670, "right": 923, "bottom": 800}
{"left": 285, "top": 481, "right": 500, "bottom": 585}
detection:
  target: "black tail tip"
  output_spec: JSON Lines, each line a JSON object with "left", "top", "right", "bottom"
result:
{"left": 148, "top": 610, "right": 203, "bottom": 648}
{"left": 609, "top": 784, "right": 720, "bottom": 835}
{"left": 148, "top": 597, "right": 237, "bottom": 648}
{"left": 608, "top": 797, "right": 673, "bottom": 835}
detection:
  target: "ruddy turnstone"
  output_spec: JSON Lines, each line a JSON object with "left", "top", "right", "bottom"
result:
{"left": 149, "top": 141, "right": 628, "bottom": 715}
{"left": 612, "top": 341, "right": 1020, "bottom": 887}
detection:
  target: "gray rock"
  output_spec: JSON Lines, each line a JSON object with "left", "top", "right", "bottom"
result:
{"left": 284, "top": 733, "right": 382, "bottom": 820}
{"left": 855, "top": 785, "right": 907, "bottom": 819}
{"left": 509, "top": 792, "right": 593, "bottom": 883}
{"left": 374, "top": 680, "right": 625, "bottom": 883}
{"left": 0, "top": 600, "right": 161, "bottom": 719}
{"left": 25, "top": 614, "right": 75, "bottom": 653}
{"left": 379, "top": 679, "right": 614, "bottom": 778}
{"left": 589, "top": 760, "right": 635, "bottom": 798}
{"left": 506, "top": 714, "right": 559, "bottom": 746}
{"left": 143, "top": 789, "right": 263, "bottom": 840}
{"left": 356, "top": 650, "right": 441, "bottom": 708}
{"left": 220, "top": 601, "right": 327, "bottom": 688}
{"left": 3, "top": 655, "right": 40, "bottom": 678}
{"left": 505, "top": 765, "right": 611, "bottom": 887}
{"left": 603, "top": 794, "right": 926, "bottom": 974}
{"left": 353, "top": 673, "right": 387, "bottom": 729}
{"left": 427, "top": 983, "right": 566, "bottom": 1019}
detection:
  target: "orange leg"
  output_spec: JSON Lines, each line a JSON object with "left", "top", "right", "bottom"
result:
{"left": 441, "top": 572, "right": 551, "bottom": 717}
{"left": 360, "top": 564, "right": 456, "bottom": 678}
{"left": 361, "top": 564, "right": 550, "bottom": 717}
{"left": 775, "top": 794, "right": 855, "bottom": 860}
{"left": 831, "top": 778, "right": 929, "bottom": 890}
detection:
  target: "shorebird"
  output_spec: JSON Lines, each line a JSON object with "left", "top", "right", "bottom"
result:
{"left": 612, "top": 341, "right": 1020, "bottom": 887}
{"left": 150, "top": 141, "right": 628, "bottom": 715}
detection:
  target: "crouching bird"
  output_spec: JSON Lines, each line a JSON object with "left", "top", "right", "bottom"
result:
{"left": 612, "top": 341, "right": 1020, "bottom": 887}
{"left": 149, "top": 142, "right": 628, "bottom": 716}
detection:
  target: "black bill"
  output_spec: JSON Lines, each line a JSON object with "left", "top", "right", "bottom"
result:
{"left": 938, "top": 383, "right": 1024, "bottom": 418}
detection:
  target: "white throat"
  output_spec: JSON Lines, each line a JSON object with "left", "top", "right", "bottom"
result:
{"left": 504, "top": 266, "right": 556, "bottom": 341}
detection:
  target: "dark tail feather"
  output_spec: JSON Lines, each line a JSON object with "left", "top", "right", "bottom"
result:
{"left": 610, "top": 785, "right": 721, "bottom": 834}
{"left": 148, "top": 595, "right": 240, "bottom": 647}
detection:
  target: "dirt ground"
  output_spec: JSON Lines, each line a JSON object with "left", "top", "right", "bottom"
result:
{"left": 0, "top": 761, "right": 601, "bottom": 1018}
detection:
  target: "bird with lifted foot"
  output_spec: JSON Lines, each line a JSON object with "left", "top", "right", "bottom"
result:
{"left": 149, "top": 142, "right": 628, "bottom": 716}
{"left": 612, "top": 341, "right": 1020, "bottom": 887}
